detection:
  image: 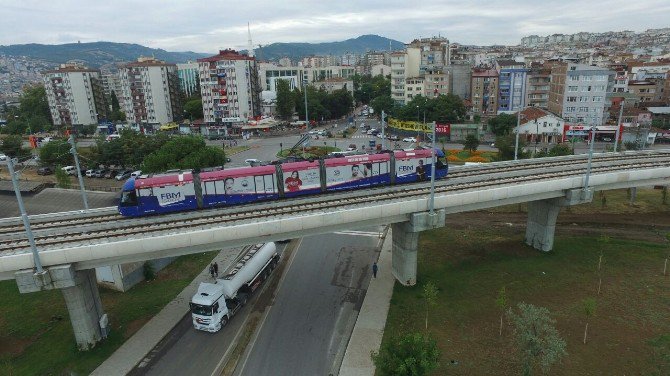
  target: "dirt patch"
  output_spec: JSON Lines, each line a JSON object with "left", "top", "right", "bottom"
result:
{"left": 0, "top": 336, "right": 33, "bottom": 358}
{"left": 124, "top": 317, "right": 150, "bottom": 339}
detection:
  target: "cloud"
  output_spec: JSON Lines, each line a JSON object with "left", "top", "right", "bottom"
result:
{"left": 0, "top": 0, "right": 667, "bottom": 51}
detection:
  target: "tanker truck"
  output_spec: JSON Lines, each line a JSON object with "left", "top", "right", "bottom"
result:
{"left": 190, "top": 242, "right": 280, "bottom": 332}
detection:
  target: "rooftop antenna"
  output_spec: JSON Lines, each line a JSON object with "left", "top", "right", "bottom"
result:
{"left": 247, "top": 22, "right": 254, "bottom": 58}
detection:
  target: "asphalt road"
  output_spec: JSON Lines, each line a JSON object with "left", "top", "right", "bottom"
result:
{"left": 235, "top": 228, "right": 383, "bottom": 376}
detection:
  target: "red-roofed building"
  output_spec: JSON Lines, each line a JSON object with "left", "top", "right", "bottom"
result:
{"left": 516, "top": 107, "right": 565, "bottom": 144}
{"left": 197, "top": 50, "right": 260, "bottom": 128}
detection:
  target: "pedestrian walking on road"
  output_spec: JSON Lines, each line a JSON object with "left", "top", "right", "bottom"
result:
{"left": 209, "top": 263, "right": 215, "bottom": 278}
{"left": 372, "top": 262, "right": 378, "bottom": 278}
{"left": 213, "top": 262, "right": 219, "bottom": 278}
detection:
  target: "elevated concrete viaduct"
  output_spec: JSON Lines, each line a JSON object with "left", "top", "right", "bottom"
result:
{"left": 3, "top": 160, "right": 670, "bottom": 349}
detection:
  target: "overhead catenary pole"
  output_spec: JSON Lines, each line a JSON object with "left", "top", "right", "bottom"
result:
{"left": 303, "top": 78, "right": 309, "bottom": 129}
{"left": 381, "top": 110, "right": 386, "bottom": 150}
{"left": 614, "top": 100, "right": 624, "bottom": 152}
{"left": 69, "top": 135, "right": 89, "bottom": 210}
{"left": 7, "top": 157, "right": 43, "bottom": 273}
{"left": 583, "top": 123, "right": 596, "bottom": 199}
{"left": 514, "top": 109, "right": 521, "bottom": 160}
{"left": 429, "top": 121, "right": 437, "bottom": 215}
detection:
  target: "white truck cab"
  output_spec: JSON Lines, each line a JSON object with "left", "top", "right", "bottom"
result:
{"left": 190, "top": 242, "right": 279, "bottom": 332}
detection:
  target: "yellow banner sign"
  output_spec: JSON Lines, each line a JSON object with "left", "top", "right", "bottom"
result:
{"left": 388, "top": 118, "right": 432, "bottom": 132}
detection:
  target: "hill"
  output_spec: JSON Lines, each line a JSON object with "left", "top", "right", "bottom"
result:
{"left": 0, "top": 41, "right": 209, "bottom": 68}
{"left": 253, "top": 34, "right": 404, "bottom": 61}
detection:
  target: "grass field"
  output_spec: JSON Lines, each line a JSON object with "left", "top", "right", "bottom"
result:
{"left": 382, "top": 188, "right": 670, "bottom": 375}
{"left": 0, "top": 251, "right": 216, "bottom": 376}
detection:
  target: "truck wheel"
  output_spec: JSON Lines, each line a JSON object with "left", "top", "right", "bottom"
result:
{"left": 221, "top": 316, "right": 228, "bottom": 327}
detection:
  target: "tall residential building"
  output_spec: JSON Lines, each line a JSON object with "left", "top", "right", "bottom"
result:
{"left": 496, "top": 60, "right": 527, "bottom": 112}
{"left": 42, "top": 63, "right": 107, "bottom": 127}
{"left": 390, "top": 47, "right": 420, "bottom": 104}
{"left": 470, "top": 68, "right": 499, "bottom": 116}
{"left": 101, "top": 73, "right": 122, "bottom": 105}
{"left": 177, "top": 62, "right": 200, "bottom": 97}
{"left": 405, "top": 77, "right": 425, "bottom": 102}
{"left": 448, "top": 61, "right": 472, "bottom": 100}
{"left": 548, "top": 63, "right": 614, "bottom": 125}
{"left": 198, "top": 49, "right": 260, "bottom": 124}
{"left": 119, "top": 57, "right": 182, "bottom": 127}
{"left": 526, "top": 67, "right": 551, "bottom": 108}
{"left": 364, "top": 52, "right": 388, "bottom": 73}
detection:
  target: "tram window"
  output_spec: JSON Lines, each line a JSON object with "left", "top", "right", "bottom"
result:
{"left": 120, "top": 191, "right": 138, "bottom": 206}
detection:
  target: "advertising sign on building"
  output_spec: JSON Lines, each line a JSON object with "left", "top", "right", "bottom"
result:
{"left": 436, "top": 123, "right": 451, "bottom": 135}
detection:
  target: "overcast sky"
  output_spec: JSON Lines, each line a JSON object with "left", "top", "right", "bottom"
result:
{"left": 2, "top": 0, "right": 668, "bottom": 53}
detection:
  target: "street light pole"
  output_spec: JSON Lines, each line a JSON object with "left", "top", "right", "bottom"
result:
{"left": 7, "top": 157, "right": 44, "bottom": 273}
{"left": 514, "top": 109, "right": 521, "bottom": 160}
{"left": 69, "top": 135, "right": 89, "bottom": 210}
{"left": 381, "top": 110, "right": 386, "bottom": 150}
{"left": 429, "top": 121, "right": 436, "bottom": 215}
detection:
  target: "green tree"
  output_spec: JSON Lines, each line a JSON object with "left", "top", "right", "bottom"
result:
{"left": 423, "top": 281, "right": 438, "bottom": 331}
{"left": 488, "top": 113, "right": 517, "bottom": 136}
{"left": 276, "top": 79, "right": 295, "bottom": 121}
{"left": 582, "top": 298, "right": 596, "bottom": 344}
{"left": 507, "top": 302, "right": 567, "bottom": 376}
{"left": 142, "top": 135, "right": 226, "bottom": 173}
{"left": 39, "top": 140, "right": 73, "bottom": 167}
{"left": 463, "top": 134, "right": 479, "bottom": 152}
{"left": 54, "top": 165, "right": 71, "bottom": 189}
{"left": 547, "top": 143, "right": 573, "bottom": 157}
{"left": 496, "top": 286, "right": 508, "bottom": 336}
{"left": 371, "top": 332, "right": 440, "bottom": 376}
{"left": 494, "top": 134, "right": 527, "bottom": 161}
{"left": 0, "top": 135, "right": 31, "bottom": 159}
{"left": 370, "top": 94, "right": 395, "bottom": 118}
{"left": 183, "top": 97, "right": 203, "bottom": 121}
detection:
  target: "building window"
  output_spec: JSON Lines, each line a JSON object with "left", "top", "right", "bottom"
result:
{"left": 568, "top": 86, "right": 578, "bottom": 92}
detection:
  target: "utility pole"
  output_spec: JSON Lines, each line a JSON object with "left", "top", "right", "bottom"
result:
{"left": 69, "top": 135, "right": 89, "bottom": 210}
{"left": 614, "top": 100, "right": 624, "bottom": 152}
{"left": 7, "top": 157, "right": 44, "bottom": 273}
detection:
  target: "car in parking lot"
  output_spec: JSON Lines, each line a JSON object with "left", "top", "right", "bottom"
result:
{"left": 0, "top": 154, "right": 7, "bottom": 161}
{"left": 131, "top": 170, "right": 143, "bottom": 178}
{"left": 245, "top": 158, "right": 262, "bottom": 166}
{"left": 602, "top": 137, "right": 613, "bottom": 142}
{"left": 37, "top": 167, "right": 53, "bottom": 175}
{"left": 402, "top": 137, "right": 417, "bottom": 143}
{"left": 94, "top": 169, "right": 107, "bottom": 178}
{"left": 104, "top": 170, "right": 118, "bottom": 179}
{"left": 85, "top": 169, "right": 95, "bottom": 177}
{"left": 115, "top": 170, "right": 132, "bottom": 181}
{"left": 388, "top": 135, "right": 399, "bottom": 141}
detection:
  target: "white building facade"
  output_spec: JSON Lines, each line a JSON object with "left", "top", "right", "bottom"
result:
{"left": 43, "top": 63, "right": 107, "bottom": 127}
{"left": 118, "top": 57, "right": 182, "bottom": 128}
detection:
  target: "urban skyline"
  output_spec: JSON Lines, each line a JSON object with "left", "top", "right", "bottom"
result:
{"left": 1, "top": 0, "right": 669, "bottom": 52}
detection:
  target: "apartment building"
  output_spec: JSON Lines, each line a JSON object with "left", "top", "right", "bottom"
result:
{"left": 42, "top": 63, "right": 107, "bottom": 127}
{"left": 258, "top": 63, "right": 355, "bottom": 96}
{"left": 610, "top": 63, "right": 629, "bottom": 93}
{"left": 390, "top": 48, "right": 420, "bottom": 104}
{"left": 627, "top": 80, "right": 664, "bottom": 103}
{"left": 364, "top": 52, "right": 388, "bottom": 73}
{"left": 548, "top": 63, "right": 614, "bottom": 125}
{"left": 119, "top": 58, "right": 181, "bottom": 128}
{"left": 101, "top": 73, "right": 122, "bottom": 105}
{"left": 198, "top": 49, "right": 260, "bottom": 124}
{"left": 447, "top": 61, "right": 472, "bottom": 100}
{"left": 405, "top": 77, "right": 425, "bottom": 101}
{"left": 423, "top": 67, "right": 450, "bottom": 98}
{"left": 470, "top": 68, "right": 499, "bottom": 116}
{"left": 407, "top": 37, "right": 450, "bottom": 73}
{"left": 315, "top": 77, "right": 354, "bottom": 96}
{"left": 370, "top": 64, "right": 391, "bottom": 77}
{"left": 526, "top": 67, "right": 551, "bottom": 108}
{"left": 177, "top": 62, "right": 200, "bottom": 97}
{"left": 496, "top": 60, "right": 527, "bottom": 112}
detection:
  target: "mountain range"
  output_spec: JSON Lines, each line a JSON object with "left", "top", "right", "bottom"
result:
{"left": 0, "top": 35, "right": 404, "bottom": 69}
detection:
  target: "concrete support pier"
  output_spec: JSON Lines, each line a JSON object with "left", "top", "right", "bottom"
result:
{"left": 16, "top": 265, "right": 105, "bottom": 350}
{"left": 525, "top": 189, "right": 593, "bottom": 252}
{"left": 392, "top": 209, "right": 446, "bottom": 286}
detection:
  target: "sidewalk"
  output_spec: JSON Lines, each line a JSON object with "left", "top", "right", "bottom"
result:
{"left": 339, "top": 228, "right": 395, "bottom": 376}
{"left": 91, "top": 248, "right": 242, "bottom": 376}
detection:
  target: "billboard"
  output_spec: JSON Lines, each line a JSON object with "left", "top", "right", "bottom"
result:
{"left": 151, "top": 183, "right": 194, "bottom": 206}
{"left": 283, "top": 167, "right": 320, "bottom": 192}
